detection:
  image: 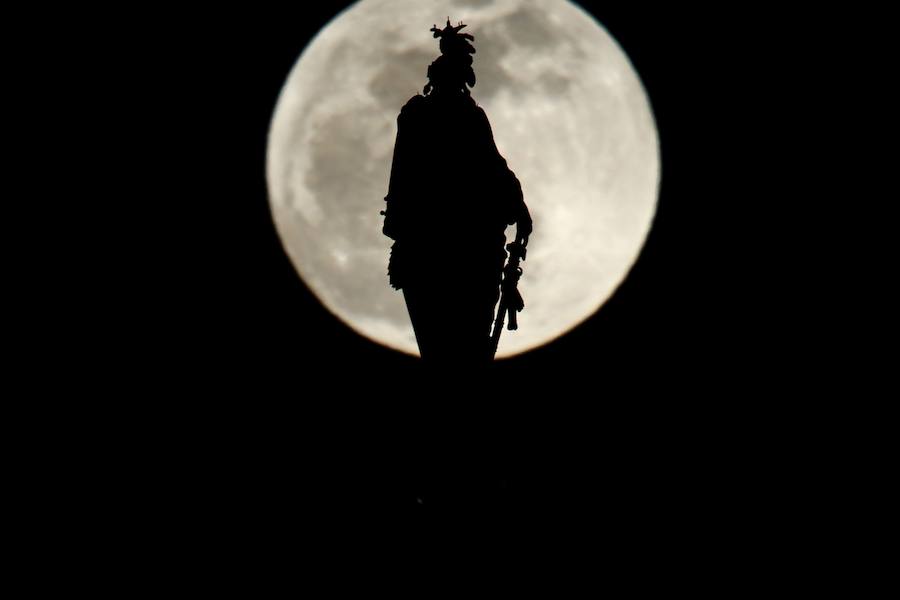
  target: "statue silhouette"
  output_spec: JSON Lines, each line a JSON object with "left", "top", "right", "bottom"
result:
{"left": 382, "top": 19, "right": 532, "bottom": 365}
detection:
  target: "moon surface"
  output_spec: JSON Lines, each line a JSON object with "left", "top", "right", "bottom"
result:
{"left": 267, "top": 0, "right": 659, "bottom": 358}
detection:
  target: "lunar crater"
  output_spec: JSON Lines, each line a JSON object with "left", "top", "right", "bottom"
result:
{"left": 503, "top": 7, "right": 567, "bottom": 50}
{"left": 368, "top": 47, "right": 435, "bottom": 110}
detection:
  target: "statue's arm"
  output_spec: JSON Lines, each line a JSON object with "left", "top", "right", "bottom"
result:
{"left": 475, "top": 106, "right": 532, "bottom": 243}
{"left": 382, "top": 124, "right": 404, "bottom": 240}
{"left": 507, "top": 171, "right": 532, "bottom": 244}
{"left": 382, "top": 97, "right": 424, "bottom": 240}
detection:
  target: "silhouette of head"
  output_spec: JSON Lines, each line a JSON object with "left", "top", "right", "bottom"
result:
{"left": 424, "top": 19, "right": 476, "bottom": 96}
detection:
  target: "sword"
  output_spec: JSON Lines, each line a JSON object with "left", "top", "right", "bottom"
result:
{"left": 490, "top": 238, "right": 527, "bottom": 359}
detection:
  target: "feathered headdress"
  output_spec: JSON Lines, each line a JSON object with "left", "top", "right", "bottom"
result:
{"left": 424, "top": 18, "right": 476, "bottom": 95}
{"left": 430, "top": 18, "right": 476, "bottom": 57}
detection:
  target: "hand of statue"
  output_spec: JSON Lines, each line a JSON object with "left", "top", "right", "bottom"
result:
{"left": 516, "top": 213, "right": 532, "bottom": 244}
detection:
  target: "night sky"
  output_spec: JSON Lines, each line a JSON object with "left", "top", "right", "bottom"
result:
{"left": 154, "top": 2, "right": 785, "bottom": 515}
{"left": 50, "top": 1, "right": 825, "bottom": 562}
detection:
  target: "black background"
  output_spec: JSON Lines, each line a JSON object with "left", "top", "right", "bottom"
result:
{"left": 161, "top": 2, "right": 793, "bottom": 516}
{"left": 31, "top": 0, "right": 845, "bottom": 570}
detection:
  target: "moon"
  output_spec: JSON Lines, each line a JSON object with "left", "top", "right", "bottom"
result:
{"left": 267, "top": 0, "right": 659, "bottom": 358}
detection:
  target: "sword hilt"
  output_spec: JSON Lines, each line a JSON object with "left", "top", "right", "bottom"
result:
{"left": 507, "top": 305, "right": 518, "bottom": 330}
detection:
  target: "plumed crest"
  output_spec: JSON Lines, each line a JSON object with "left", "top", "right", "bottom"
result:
{"left": 424, "top": 17, "right": 477, "bottom": 95}
{"left": 430, "top": 18, "right": 475, "bottom": 51}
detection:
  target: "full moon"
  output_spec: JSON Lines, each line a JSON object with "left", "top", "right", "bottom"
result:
{"left": 267, "top": 0, "right": 660, "bottom": 358}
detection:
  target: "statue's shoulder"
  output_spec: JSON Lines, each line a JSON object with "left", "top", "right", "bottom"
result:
{"left": 399, "top": 94, "right": 427, "bottom": 119}
{"left": 467, "top": 99, "right": 491, "bottom": 129}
